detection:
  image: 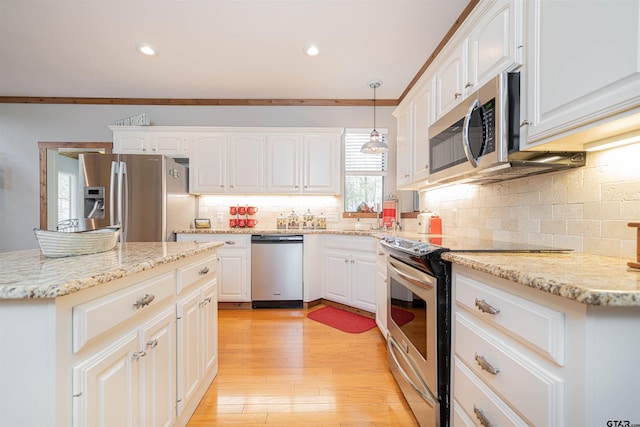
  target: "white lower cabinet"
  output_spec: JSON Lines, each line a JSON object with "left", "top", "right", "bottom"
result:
{"left": 177, "top": 233, "right": 251, "bottom": 302}
{"left": 72, "top": 331, "right": 141, "bottom": 427}
{"left": 451, "top": 263, "right": 640, "bottom": 427}
{"left": 375, "top": 240, "right": 388, "bottom": 335}
{"left": 322, "top": 236, "right": 377, "bottom": 312}
{"left": 0, "top": 250, "right": 219, "bottom": 427}
{"left": 176, "top": 280, "right": 217, "bottom": 417}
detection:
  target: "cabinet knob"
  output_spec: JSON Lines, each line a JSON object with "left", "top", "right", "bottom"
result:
{"left": 199, "top": 266, "right": 210, "bottom": 275}
{"left": 350, "top": 259, "right": 355, "bottom": 264}
{"left": 344, "top": 259, "right": 349, "bottom": 263}
{"left": 404, "top": 174, "right": 410, "bottom": 178}
{"left": 475, "top": 353, "right": 500, "bottom": 375}
{"left": 475, "top": 298, "right": 500, "bottom": 315}
{"left": 425, "top": 164, "right": 429, "bottom": 170}
{"left": 520, "top": 120, "right": 532, "bottom": 127}
{"left": 474, "top": 406, "right": 494, "bottom": 427}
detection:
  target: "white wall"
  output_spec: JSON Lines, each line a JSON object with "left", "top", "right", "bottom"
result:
{"left": 0, "top": 103, "right": 397, "bottom": 252}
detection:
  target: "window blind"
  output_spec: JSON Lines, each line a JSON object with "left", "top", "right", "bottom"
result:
{"left": 344, "top": 128, "right": 388, "bottom": 174}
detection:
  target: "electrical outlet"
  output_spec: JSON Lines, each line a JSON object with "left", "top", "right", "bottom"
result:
{"left": 217, "top": 215, "right": 223, "bottom": 223}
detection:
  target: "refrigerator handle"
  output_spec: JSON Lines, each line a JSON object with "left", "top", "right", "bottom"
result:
{"left": 110, "top": 161, "right": 118, "bottom": 226}
{"left": 122, "top": 162, "right": 129, "bottom": 242}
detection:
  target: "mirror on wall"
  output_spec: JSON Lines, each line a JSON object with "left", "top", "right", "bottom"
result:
{"left": 39, "top": 142, "right": 112, "bottom": 231}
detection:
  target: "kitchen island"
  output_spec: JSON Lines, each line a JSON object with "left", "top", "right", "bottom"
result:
{"left": 0, "top": 241, "right": 222, "bottom": 427}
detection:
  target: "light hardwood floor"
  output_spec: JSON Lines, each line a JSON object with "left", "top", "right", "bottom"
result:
{"left": 187, "top": 305, "right": 419, "bottom": 426}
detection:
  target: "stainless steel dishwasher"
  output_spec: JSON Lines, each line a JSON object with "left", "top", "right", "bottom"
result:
{"left": 251, "top": 234, "right": 303, "bottom": 308}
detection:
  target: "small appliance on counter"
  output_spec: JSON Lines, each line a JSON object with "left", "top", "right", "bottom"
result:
{"left": 418, "top": 211, "right": 442, "bottom": 235}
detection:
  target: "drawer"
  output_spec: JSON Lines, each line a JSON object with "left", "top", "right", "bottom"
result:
{"left": 216, "top": 234, "right": 250, "bottom": 249}
{"left": 73, "top": 271, "right": 175, "bottom": 353}
{"left": 455, "top": 271, "right": 565, "bottom": 364}
{"left": 177, "top": 255, "right": 217, "bottom": 293}
{"left": 455, "top": 311, "right": 564, "bottom": 427}
{"left": 454, "top": 357, "right": 529, "bottom": 427}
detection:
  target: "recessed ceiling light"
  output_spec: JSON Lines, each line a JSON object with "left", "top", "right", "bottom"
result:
{"left": 304, "top": 44, "right": 320, "bottom": 56}
{"left": 135, "top": 43, "right": 158, "bottom": 56}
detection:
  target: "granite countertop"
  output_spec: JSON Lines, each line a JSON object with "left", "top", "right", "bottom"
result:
{"left": 443, "top": 251, "right": 640, "bottom": 306}
{"left": 0, "top": 241, "right": 222, "bottom": 299}
{"left": 177, "top": 228, "right": 377, "bottom": 236}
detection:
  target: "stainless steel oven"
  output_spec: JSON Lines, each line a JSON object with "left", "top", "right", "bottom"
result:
{"left": 382, "top": 237, "right": 451, "bottom": 427}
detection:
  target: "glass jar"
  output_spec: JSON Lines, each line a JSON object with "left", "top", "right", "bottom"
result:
{"left": 302, "top": 209, "right": 315, "bottom": 229}
{"left": 276, "top": 212, "right": 287, "bottom": 229}
{"left": 316, "top": 212, "right": 327, "bottom": 229}
{"left": 287, "top": 210, "right": 299, "bottom": 229}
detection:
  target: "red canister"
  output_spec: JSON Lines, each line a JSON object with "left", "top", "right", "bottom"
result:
{"left": 382, "top": 200, "right": 397, "bottom": 227}
{"left": 428, "top": 215, "right": 442, "bottom": 235}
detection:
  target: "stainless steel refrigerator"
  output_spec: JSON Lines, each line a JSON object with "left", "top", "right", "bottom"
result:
{"left": 79, "top": 154, "right": 196, "bottom": 242}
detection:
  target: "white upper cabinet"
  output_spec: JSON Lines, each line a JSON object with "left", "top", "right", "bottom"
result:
{"left": 412, "top": 79, "right": 435, "bottom": 183}
{"left": 395, "top": 102, "right": 413, "bottom": 188}
{"left": 153, "top": 127, "right": 341, "bottom": 195}
{"left": 434, "top": 0, "right": 523, "bottom": 120}
{"left": 266, "top": 134, "right": 301, "bottom": 193}
{"left": 112, "top": 128, "right": 191, "bottom": 157}
{"left": 468, "top": 0, "right": 523, "bottom": 92}
{"left": 435, "top": 40, "right": 469, "bottom": 118}
{"left": 228, "top": 133, "right": 265, "bottom": 193}
{"left": 522, "top": 0, "right": 640, "bottom": 150}
{"left": 190, "top": 134, "right": 227, "bottom": 194}
{"left": 302, "top": 132, "right": 341, "bottom": 194}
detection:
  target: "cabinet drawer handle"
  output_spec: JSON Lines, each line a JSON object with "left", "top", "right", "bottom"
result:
{"left": 464, "top": 82, "right": 473, "bottom": 88}
{"left": 454, "top": 92, "right": 462, "bottom": 99}
{"left": 224, "top": 240, "right": 236, "bottom": 245}
{"left": 475, "top": 298, "right": 500, "bottom": 315}
{"left": 133, "top": 294, "right": 155, "bottom": 309}
{"left": 199, "top": 266, "right": 210, "bottom": 275}
{"left": 132, "top": 350, "right": 146, "bottom": 361}
{"left": 199, "top": 297, "right": 212, "bottom": 307}
{"left": 147, "top": 339, "right": 158, "bottom": 349}
{"left": 520, "top": 119, "right": 532, "bottom": 127}
{"left": 475, "top": 353, "right": 499, "bottom": 375}
{"left": 474, "top": 406, "right": 494, "bottom": 427}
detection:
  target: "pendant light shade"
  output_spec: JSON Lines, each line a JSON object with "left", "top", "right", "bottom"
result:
{"left": 361, "top": 80, "right": 389, "bottom": 154}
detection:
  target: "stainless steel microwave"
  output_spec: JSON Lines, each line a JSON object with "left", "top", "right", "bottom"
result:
{"left": 427, "top": 72, "right": 585, "bottom": 185}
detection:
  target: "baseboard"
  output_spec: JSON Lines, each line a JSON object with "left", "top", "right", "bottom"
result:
{"left": 319, "top": 299, "right": 375, "bottom": 319}
{"left": 218, "top": 302, "right": 252, "bottom": 310}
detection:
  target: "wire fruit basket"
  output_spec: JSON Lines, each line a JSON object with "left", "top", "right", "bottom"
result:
{"left": 34, "top": 226, "right": 120, "bottom": 258}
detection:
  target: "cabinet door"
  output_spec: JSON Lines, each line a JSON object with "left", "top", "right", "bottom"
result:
{"left": 72, "top": 332, "right": 140, "bottom": 427}
{"left": 266, "top": 134, "right": 301, "bottom": 193}
{"left": 396, "top": 103, "right": 413, "bottom": 187}
{"left": 435, "top": 40, "right": 468, "bottom": 118}
{"left": 217, "top": 249, "right": 249, "bottom": 302}
{"left": 149, "top": 132, "right": 191, "bottom": 157}
{"left": 228, "top": 133, "right": 265, "bottom": 193}
{"left": 468, "top": 0, "right": 522, "bottom": 91}
{"left": 323, "top": 249, "right": 351, "bottom": 305}
{"left": 524, "top": 0, "right": 640, "bottom": 148}
{"left": 201, "top": 281, "right": 218, "bottom": 374}
{"left": 303, "top": 133, "right": 340, "bottom": 194}
{"left": 140, "top": 307, "right": 176, "bottom": 427}
{"left": 190, "top": 134, "right": 227, "bottom": 194}
{"left": 176, "top": 289, "right": 201, "bottom": 416}
{"left": 113, "top": 131, "right": 150, "bottom": 154}
{"left": 412, "top": 80, "right": 434, "bottom": 182}
{"left": 350, "top": 251, "right": 377, "bottom": 312}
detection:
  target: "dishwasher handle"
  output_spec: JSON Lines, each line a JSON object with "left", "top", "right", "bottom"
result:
{"left": 251, "top": 234, "right": 303, "bottom": 243}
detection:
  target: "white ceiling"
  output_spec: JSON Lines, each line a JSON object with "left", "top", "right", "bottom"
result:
{"left": 0, "top": 0, "right": 470, "bottom": 101}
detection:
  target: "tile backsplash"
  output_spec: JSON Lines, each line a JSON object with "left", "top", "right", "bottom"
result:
{"left": 419, "top": 143, "right": 640, "bottom": 259}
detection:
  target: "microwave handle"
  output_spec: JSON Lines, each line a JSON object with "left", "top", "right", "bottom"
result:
{"left": 462, "top": 98, "right": 481, "bottom": 168}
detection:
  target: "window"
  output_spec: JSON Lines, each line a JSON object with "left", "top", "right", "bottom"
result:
{"left": 344, "top": 128, "right": 388, "bottom": 213}
{"left": 57, "top": 171, "right": 76, "bottom": 222}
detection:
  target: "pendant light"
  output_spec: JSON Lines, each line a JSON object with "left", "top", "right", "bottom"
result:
{"left": 361, "top": 79, "right": 389, "bottom": 154}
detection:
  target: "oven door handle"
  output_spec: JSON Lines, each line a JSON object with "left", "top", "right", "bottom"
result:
{"left": 388, "top": 260, "right": 434, "bottom": 290}
{"left": 388, "top": 336, "right": 437, "bottom": 407}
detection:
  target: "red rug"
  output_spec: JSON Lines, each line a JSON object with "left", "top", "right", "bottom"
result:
{"left": 391, "top": 307, "right": 415, "bottom": 327}
{"left": 307, "top": 306, "right": 377, "bottom": 334}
